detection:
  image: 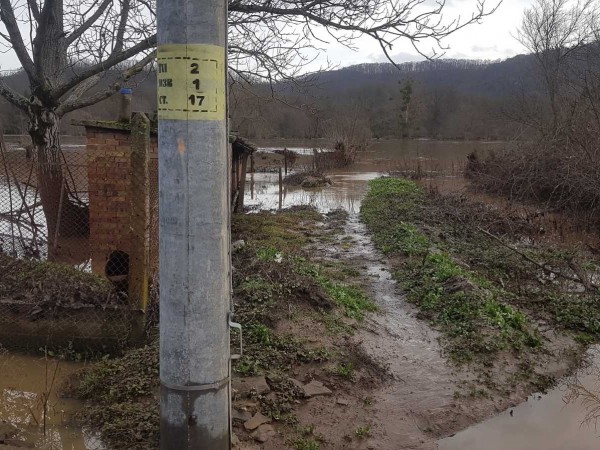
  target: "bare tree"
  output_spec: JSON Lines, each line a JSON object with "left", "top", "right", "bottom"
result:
{"left": 0, "top": 0, "right": 156, "bottom": 238}
{"left": 0, "top": 0, "right": 499, "bottom": 238}
{"left": 470, "top": 0, "right": 600, "bottom": 220}
{"left": 516, "top": 0, "right": 599, "bottom": 132}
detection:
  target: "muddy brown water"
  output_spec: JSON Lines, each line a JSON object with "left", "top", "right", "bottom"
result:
{"left": 249, "top": 138, "right": 600, "bottom": 449}
{"left": 247, "top": 138, "right": 494, "bottom": 213}
{"left": 438, "top": 346, "right": 600, "bottom": 450}
{"left": 0, "top": 352, "right": 102, "bottom": 449}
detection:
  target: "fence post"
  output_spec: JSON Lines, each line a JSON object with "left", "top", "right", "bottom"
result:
{"left": 279, "top": 167, "right": 283, "bottom": 210}
{"left": 129, "top": 113, "right": 150, "bottom": 312}
{"left": 236, "top": 151, "right": 248, "bottom": 212}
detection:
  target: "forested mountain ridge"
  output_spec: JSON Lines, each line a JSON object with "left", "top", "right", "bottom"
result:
{"left": 0, "top": 54, "right": 537, "bottom": 140}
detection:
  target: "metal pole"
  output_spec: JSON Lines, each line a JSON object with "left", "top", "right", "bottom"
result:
{"left": 278, "top": 167, "right": 283, "bottom": 210}
{"left": 157, "top": 0, "right": 231, "bottom": 446}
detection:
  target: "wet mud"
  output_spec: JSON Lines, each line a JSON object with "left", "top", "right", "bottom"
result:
{"left": 248, "top": 139, "right": 600, "bottom": 449}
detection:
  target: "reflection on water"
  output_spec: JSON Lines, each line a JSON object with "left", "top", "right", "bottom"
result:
{"left": 0, "top": 352, "right": 103, "bottom": 449}
{"left": 245, "top": 139, "right": 500, "bottom": 213}
{"left": 246, "top": 171, "right": 379, "bottom": 213}
{"left": 438, "top": 346, "right": 600, "bottom": 450}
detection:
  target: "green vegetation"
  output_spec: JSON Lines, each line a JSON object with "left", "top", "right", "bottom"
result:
{"left": 296, "top": 259, "right": 377, "bottom": 320}
{"left": 361, "top": 177, "right": 600, "bottom": 368}
{"left": 66, "top": 343, "right": 159, "bottom": 450}
{"left": 335, "top": 362, "right": 355, "bottom": 380}
{"left": 293, "top": 438, "right": 321, "bottom": 450}
{"left": 361, "top": 178, "right": 541, "bottom": 363}
{"left": 0, "top": 253, "right": 117, "bottom": 307}
{"left": 70, "top": 207, "right": 378, "bottom": 449}
{"left": 354, "top": 425, "right": 371, "bottom": 439}
{"left": 290, "top": 425, "right": 322, "bottom": 450}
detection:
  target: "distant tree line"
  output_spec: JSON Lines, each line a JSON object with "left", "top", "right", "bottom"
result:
{"left": 0, "top": 55, "right": 544, "bottom": 141}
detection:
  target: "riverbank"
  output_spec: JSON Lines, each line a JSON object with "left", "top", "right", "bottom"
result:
{"left": 52, "top": 174, "right": 600, "bottom": 449}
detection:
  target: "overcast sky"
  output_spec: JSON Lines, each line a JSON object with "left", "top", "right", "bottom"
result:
{"left": 0, "top": 0, "right": 532, "bottom": 73}
{"left": 305, "top": 0, "right": 532, "bottom": 71}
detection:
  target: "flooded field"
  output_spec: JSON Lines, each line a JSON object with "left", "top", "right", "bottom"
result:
{"left": 2, "top": 137, "right": 600, "bottom": 449}
{"left": 247, "top": 138, "right": 497, "bottom": 212}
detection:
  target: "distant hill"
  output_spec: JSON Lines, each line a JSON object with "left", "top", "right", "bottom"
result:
{"left": 309, "top": 55, "right": 536, "bottom": 99}
{"left": 0, "top": 54, "right": 539, "bottom": 139}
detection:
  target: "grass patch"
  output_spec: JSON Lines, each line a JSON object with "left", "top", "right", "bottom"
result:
{"left": 361, "top": 178, "right": 543, "bottom": 364}
{"left": 354, "top": 425, "right": 371, "bottom": 439}
{"left": 65, "top": 343, "right": 159, "bottom": 450}
{"left": 296, "top": 259, "right": 377, "bottom": 320}
{"left": 335, "top": 362, "right": 355, "bottom": 380}
{"left": 0, "top": 253, "right": 119, "bottom": 307}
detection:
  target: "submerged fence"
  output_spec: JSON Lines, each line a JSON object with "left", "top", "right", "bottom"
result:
{"left": 0, "top": 135, "right": 88, "bottom": 262}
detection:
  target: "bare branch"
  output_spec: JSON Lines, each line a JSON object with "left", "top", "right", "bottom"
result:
{"left": 0, "top": 0, "right": 37, "bottom": 82}
{"left": 53, "top": 33, "right": 156, "bottom": 100}
{"left": 0, "top": 79, "right": 29, "bottom": 110}
{"left": 57, "top": 50, "right": 155, "bottom": 115}
{"left": 27, "top": 0, "right": 40, "bottom": 21}
{"left": 64, "top": 0, "right": 112, "bottom": 46}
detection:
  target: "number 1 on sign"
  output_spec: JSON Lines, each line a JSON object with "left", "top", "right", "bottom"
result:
{"left": 189, "top": 95, "right": 205, "bottom": 106}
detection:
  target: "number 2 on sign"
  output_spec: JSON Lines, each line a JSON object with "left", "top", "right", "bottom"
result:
{"left": 188, "top": 95, "right": 205, "bottom": 106}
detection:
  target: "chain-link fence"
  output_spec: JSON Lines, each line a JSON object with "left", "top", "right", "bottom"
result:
{"left": 0, "top": 118, "right": 156, "bottom": 351}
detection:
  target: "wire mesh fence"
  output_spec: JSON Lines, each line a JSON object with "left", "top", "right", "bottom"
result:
{"left": 0, "top": 122, "right": 157, "bottom": 349}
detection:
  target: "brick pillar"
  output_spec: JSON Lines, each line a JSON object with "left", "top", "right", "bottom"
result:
{"left": 87, "top": 128, "right": 133, "bottom": 275}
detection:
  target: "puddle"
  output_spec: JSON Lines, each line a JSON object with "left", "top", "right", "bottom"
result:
{"left": 438, "top": 346, "right": 600, "bottom": 450}
{"left": 0, "top": 352, "right": 103, "bottom": 449}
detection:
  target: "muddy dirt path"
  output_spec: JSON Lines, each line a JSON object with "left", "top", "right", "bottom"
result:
{"left": 314, "top": 211, "right": 578, "bottom": 450}
{"left": 336, "top": 212, "right": 465, "bottom": 449}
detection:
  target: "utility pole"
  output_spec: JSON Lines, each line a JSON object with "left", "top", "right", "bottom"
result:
{"left": 157, "top": 0, "right": 231, "bottom": 447}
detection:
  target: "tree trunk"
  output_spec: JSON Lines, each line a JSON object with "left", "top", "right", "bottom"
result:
{"left": 28, "top": 106, "right": 89, "bottom": 245}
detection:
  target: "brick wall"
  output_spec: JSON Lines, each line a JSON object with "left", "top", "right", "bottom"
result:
{"left": 85, "top": 125, "right": 158, "bottom": 276}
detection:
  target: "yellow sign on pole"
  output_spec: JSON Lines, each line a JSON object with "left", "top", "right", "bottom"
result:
{"left": 157, "top": 44, "right": 226, "bottom": 121}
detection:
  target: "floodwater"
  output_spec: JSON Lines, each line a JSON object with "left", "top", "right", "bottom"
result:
{"left": 248, "top": 138, "right": 600, "bottom": 449}
{"left": 246, "top": 138, "right": 493, "bottom": 213}
{"left": 0, "top": 136, "right": 91, "bottom": 263}
{"left": 438, "top": 347, "right": 600, "bottom": 450}
{"left": 0, "top": 352, "right": 102, "bottom": 449}
{"left": 339, "top": 211, "right": 461, "bottom": 449}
